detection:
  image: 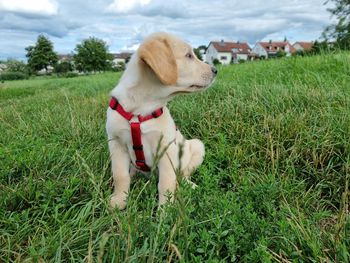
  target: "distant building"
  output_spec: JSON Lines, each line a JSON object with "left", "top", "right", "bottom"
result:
{"left": 293, "top": 42, "right": 314, "bottom": 52}
{"left": 58, "top": 54, "right": 73, "bottom": 63}
{"left": 112, "top": 52, "right": 133, "bottom": 65}
{"left": 205, "top": 40, "right": 252, "bottom": 65}
{"left": 252, "top": 41, "right": 296, "bottom": 58}
{"left": 37, "top": 66, "right": 54, "bottom": 75}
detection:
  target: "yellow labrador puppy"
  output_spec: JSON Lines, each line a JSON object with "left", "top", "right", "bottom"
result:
{"left": 106, "top": 32, "right": 217, "bottom": 210}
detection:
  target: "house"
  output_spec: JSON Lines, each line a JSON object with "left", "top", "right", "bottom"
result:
{"left": 205, "top": 40, "right": 252, "bottom": 65}
{"left": 37, "top": 66, "right": 54, "bottom": 75}
{"left": 58, "top": 54, "right": 73, "bottom": 63}
{"left": 293, "top": 42, "right": 314, "bottom": 52}
{"left": 112, "top": 52, "right": 133, "bottom": 65}
{"left": 252, "top": 41, "right": 296, "bottom": 58}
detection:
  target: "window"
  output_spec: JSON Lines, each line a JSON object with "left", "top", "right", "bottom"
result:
{"left": 232, "top": 48, "right": 238, "bottom": 52}
{"left": 220, "top": 56, "right": 227, "bottom": 60}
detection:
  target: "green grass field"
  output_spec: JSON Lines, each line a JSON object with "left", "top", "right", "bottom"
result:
{"left": 1, "top": 53, "right": 349, "bottom": 262}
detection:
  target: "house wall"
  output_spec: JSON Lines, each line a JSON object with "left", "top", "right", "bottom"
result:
{"left": 293, "top": 43, "right": 303, "bottom": 51}
{"left": 285, "top": 44, "right": 292, "bottom": 56}
{"left": 236, "top": 54, "right": 248, "bottom": 61}
{"left": 205, "top": 45, "right": 231, "bottom": 65}
{"left": 199, "top": 49, "right": 207, "bottom": 63}
{"left": 217, "top": 52, "right": 232, "bottom": 65}
{"left": 113, "top": 58, "right": 126, "bottom": 65}
{"left": 252, "top": 44, "right": 267, "bottom": 58}
{"left": 205, "top": 44, "right": 218, "bottom": 65}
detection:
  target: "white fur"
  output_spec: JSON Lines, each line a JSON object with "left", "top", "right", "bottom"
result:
{"left": 106, "top": 32, "right": 215, "bottom": 210}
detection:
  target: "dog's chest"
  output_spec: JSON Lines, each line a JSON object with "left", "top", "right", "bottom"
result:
{"left": 107, "top": 107, "right": 177, "bottom": 168}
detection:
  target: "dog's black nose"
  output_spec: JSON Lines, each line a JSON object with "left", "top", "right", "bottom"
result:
{"left": 211, "top": 66, "right": 218, "bottom": 75}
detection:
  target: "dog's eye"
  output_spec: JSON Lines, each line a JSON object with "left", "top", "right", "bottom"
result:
{"left": 185, "top": 53, "right": 193, "bottom": 59}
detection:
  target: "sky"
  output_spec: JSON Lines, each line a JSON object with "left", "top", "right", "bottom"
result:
{"left": 0, "top": 0, "right": 334, "bottom": 60}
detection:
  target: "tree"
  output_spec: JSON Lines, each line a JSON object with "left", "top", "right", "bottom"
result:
{"left": 310, "top": 40, "right": 332, "bottom": 54}
{"left": 193, "top": 48, "right": 203, "bottom": 61}
{"left": 25, "top": 35, "right": 58, "bottom": 73}
{"left": 323, "top": 0, "right": 350, "bottom": 49}
{"left": 73, "top": 37, "right": 113, "bottom": 72}
{"left": 5, "top": 59, "right": 28, "bottom": 74}
{"left": 198, "top": 45, "right": 207, "bottom": 50}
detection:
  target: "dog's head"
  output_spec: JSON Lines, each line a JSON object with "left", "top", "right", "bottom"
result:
{"left": 138, "top": 32, "right": 216, "bottom": 95}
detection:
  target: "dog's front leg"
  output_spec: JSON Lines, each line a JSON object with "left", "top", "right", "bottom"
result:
{"left": 108, "top": 139, "right": 131, "bottom": 210}
{"left": 158, "top": 154, "right": 177, "bottom": 206}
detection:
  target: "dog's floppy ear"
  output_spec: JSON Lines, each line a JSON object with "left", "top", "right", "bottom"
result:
{"left": 138, "top": 37, "right": 177, "bottom": 86}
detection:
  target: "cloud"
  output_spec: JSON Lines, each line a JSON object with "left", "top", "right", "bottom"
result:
{"left": 0, "top": 13, "right": 81, "bottom": 37}
{"left": 0, "top": 0, "right": 58, "bottom": 16}
{"left": 0, "top": 0, "right": 333, "bottom": 60}
{"left": 107, "top": 0, "right": 188, "bottom": 18}
{"left": 108, "top": 0, "right": 151, "bottom": 13}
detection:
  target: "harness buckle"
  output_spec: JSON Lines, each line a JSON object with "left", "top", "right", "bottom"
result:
{"left": 133, "top": 145, "right": 143, "bottom": 151}
{"left": 109, "top": 98, "right": 118, "bottom": 110}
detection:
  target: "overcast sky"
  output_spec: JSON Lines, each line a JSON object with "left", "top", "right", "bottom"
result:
{"left": 0, "top": 0, "right": 333, "bottom": 60}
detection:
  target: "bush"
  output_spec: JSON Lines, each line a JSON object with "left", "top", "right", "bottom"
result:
{"left": 54, "top": 61, "right": 74, "bottom": 75}
{"left": 213, "top": 58, "right": 221, "bottom": 65}
{"left": 5, "top": 60, "right": 28, "bottom": 74}
{"left": 276, "top": 50, "right": 286, "bottom": 58}
{"left": 0, "top": 72, "right": 28, "bottom": 81}
{"left": 64, "top": 72, "right": 79, "bottom": 78}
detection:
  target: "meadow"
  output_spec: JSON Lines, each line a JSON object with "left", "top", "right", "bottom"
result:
{"left": 0, "top": 53, "right": 349, "bottom": 262}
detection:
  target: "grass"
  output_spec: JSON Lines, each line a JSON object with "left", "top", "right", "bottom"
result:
{"left": 0, "top": 53, "right": 349, "bottom": 262}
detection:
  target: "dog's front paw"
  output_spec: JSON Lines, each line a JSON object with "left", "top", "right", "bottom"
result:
{"left": 159, "top": 192, "right": 174, "bottom": 207}
{"left": 183, "top": 178, "right": 198, "bottom": 189}
{"left": 110, "top": 194, "right": 127, "bottom": 210}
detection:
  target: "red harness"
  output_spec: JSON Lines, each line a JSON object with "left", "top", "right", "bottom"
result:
{"left": 109, "top": 97, "right": 163, "bottom": 172}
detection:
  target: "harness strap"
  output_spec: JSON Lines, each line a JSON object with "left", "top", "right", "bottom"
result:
{"left": 109, "top": 97, "right": 133, "bottom": 121}
{"left": 109, "top": 97, "right": 163, "bottom": 172}
{"left": 130, "top": 122, "right": 150, "bottom": 171}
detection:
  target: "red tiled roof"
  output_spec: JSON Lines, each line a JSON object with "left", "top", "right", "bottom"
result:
{"left": 258, "top": 41, "right": 297, "bottom": 54}
{"left": 210, "top": 41, "right": 251, "bottom": 54}
{"left": 294, "top": 42, "right": 313, "bottom": 50}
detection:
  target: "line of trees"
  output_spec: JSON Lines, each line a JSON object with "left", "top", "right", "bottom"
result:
{"left": 1, "top": 34, "right": 118, "bottom": 81}
{"left": 24, "top": 35, "right": 116, "bottom": 75}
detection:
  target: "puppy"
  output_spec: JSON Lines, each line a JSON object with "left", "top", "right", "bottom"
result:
{"left": 106, "top": 32, "right": 217, "bottom": 210}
